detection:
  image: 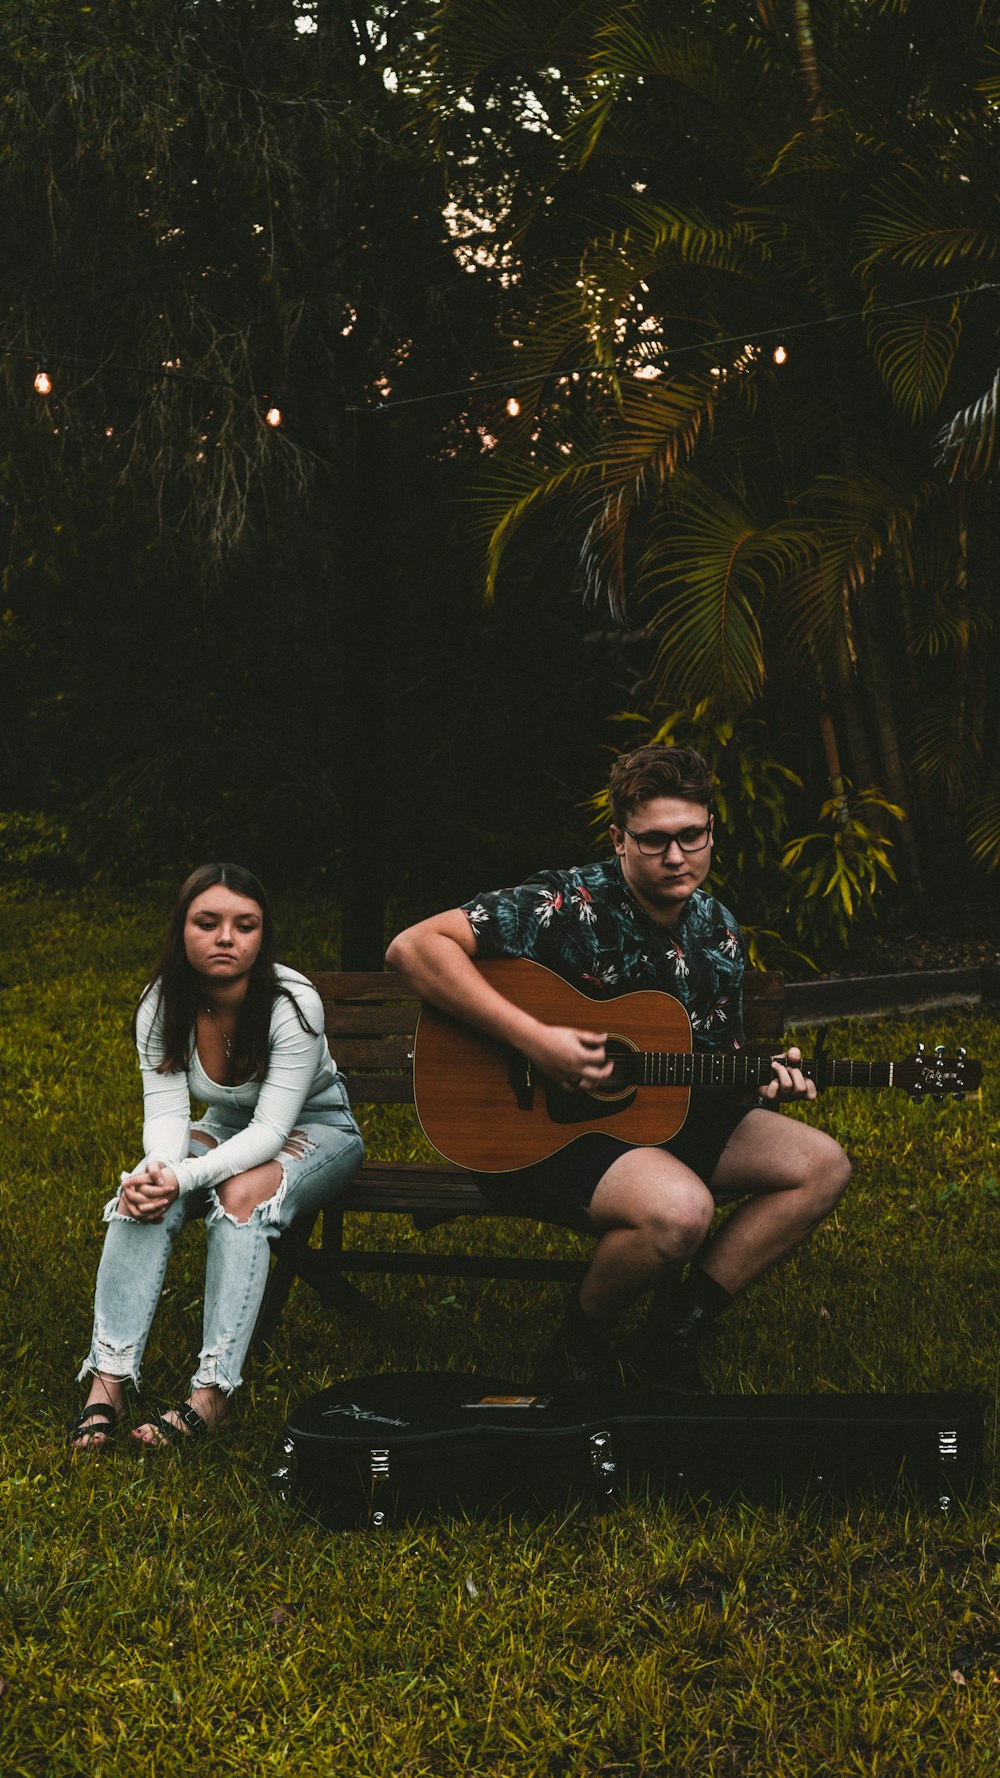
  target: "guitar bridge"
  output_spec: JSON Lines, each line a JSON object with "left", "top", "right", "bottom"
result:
{"left": 508, "top": 1053, "right": 534, "bottom": 1112}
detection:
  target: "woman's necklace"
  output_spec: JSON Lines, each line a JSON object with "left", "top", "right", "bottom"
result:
{"left": 203, "top": 1002, "right": 234, "bottom": 1060}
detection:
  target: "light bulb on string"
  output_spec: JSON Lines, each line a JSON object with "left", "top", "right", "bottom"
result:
{"left": 504, "top": 383, "right": 520, "bottom": 418}
{"left": 34, "top": 361, "right": 52, "bottom": 395}
{"left": 772, "top": 344, "right": 788, "bottom": 365}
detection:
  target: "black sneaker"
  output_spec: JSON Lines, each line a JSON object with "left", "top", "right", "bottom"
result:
{"left": 534, "top": 1327, "right": 618, "bottom": 1390}
{"left": 614, "top": 1324, "right": 709, "bottom": 1397}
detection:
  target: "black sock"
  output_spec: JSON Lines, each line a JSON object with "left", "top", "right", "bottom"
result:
{"left": 680, "top": 1267, "right": 733, "bottom": 1319}
{"left": 643, "top": 1263, "right": 684, "bottom": 1330}
{"left": 561, "top": 1292, "right": 613, "bottom": 1348}
{"left": 646, "top": 1265, "right": 733, "bottom": 1337}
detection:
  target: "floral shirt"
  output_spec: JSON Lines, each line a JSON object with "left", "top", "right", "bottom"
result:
{"left": 461, "top": 860, "right": 745, "bottom": 1051}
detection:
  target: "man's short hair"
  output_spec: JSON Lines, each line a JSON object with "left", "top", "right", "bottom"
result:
{"left": 609, "top": 744, "right": 714, "bottom": 828}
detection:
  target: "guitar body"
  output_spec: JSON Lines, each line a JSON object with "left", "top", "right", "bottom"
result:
{"left": 413, "top": 957, "right": 694, "bottom": 1171}
{"left": 411, "top": 957, "right": 983, "bottom": 1172}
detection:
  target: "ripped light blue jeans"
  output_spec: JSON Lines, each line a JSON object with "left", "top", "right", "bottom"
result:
{"left": 78, "top": 1100, "right": 363, "bottom": 1396}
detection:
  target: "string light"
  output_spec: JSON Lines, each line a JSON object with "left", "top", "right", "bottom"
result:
{"left": 3, "top": 282, "right": 994, "bottom": 425}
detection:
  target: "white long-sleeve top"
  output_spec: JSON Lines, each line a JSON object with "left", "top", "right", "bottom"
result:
{"left": 135, "top": 966, "right": 340, "bottom": 1195}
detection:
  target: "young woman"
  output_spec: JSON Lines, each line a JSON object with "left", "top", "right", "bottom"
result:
{"left": 71, "top": 863, "right": 364, "bottom": 1450}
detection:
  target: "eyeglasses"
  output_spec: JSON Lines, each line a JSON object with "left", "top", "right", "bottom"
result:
{"left": 623, "top": 821, "right": 713, "bottom": 856}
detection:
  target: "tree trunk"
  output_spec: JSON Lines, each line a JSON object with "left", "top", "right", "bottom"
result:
{"left": 338, "top": 409, "right": 389, "bottom": 969}
{"left": 818, "top": 701, "right": 849, "bottom": 823}
{"left": 854, "top": 594, "right": 925, "bottom": 895}
{"left": 792, "top": 0, "right": 826, "bottom": 118}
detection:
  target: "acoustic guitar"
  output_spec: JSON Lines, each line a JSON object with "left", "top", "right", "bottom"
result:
{"left": 411, "top": 957, "right": 983, "bottom": 1172}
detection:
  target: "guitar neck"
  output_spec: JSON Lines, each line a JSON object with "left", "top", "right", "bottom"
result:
{"left": 638, "top": 1052, "right": 894, "bottom": 1090}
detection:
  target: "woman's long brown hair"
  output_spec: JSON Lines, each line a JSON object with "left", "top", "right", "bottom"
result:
{"left": 133, "top": 863, "right": 315, "bottom": 1079}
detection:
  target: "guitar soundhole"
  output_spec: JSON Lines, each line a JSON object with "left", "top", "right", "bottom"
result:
{"left": 589, "top": 1036, "right": 637, "bottom": 1102}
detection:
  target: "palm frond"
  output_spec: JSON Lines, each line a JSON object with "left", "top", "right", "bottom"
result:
{"left": 572, "top": 205, "right": 769, "bottom": 367}
{"left": 578, "top": 374, "right": 741, "bottom": 613}
{"left": 766, "top": 109, "right": 876, "bottom": 180}
{"left": 639, "top": 475, "right": 812, "bottom": 706}
{"left": 566, "top": 4, "right": 791, "bottom": 172}
{"left": 590, "top": 5, "right": 770, "bottom": 98}
{"left": 471, "top": 358, "right": 735, "bottom": 614}
{"left": 909, "top": 604, "right": 995, "bottom": 657}
{"left": 936, "top": 369, "right": 1000, "bottom": 479}
{"left": 856, "top": 171, "right": 999, "bottom": 272}
{"left": 616, "top": 198, "right": 762, "bottom": 269}
{"left": 866, "top": 296, "right": 961, "bottom": 422}
{"left": 908, "top": 701, "right": 982, "bottom": 806}
{"left": 976, "top": 43, "right": 1000, "bottom": 107}
{"left": 427, "top": 0, "right": 598, "bottom": 87}
{"left": 967, "top": 791, "right": 1000, "bottom": 872}
{"left": 476, "top": 446, "right": 607, "bottom": 604}
{"left": 779, "top": 470, "right": 920, "bottom": 666}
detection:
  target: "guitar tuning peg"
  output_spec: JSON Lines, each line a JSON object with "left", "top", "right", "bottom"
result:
{"left": 953, "top": 1092, "right": 965, "bottom": 1101}
{"left": 916, "top": 1041, "right": 925, "bottom": 1055}
{"left": 958, "top": 1046, "right": 967, "bottom": 1059}
{"left": 935, "top": 1044, "right": 945, "bottom": 1059}
{"left": 934, "top": 1091, "right": 944, "bottom": 1102}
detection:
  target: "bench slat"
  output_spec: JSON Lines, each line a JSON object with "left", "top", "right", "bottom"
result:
{"left": 324, "top": 1005, "right": 419, "bottom": 1036}
{"left": 339, "top": 1252, "right": 588, "bottom": 1280}
{"left": 332, "top": 1037, "right": 413, "bottom": 1067}
{"left": 310, "top": 971, "right": 416, "bottom": 1002}
{"left": 341, "top": 1182, "right": 490, "bottom": 1215}
{"left": 744, "top": 973, "right": 784, "bottom": 1001}
{"left": 339, "top": 1073, "right": 416, "bottom": 1103}
{"left": 314, "top": 971, "right": 784, "bottom": 1039}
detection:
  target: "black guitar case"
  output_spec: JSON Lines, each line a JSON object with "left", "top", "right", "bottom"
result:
{"left": 274, "top": 1372, "right": 982, "bottom": 1528}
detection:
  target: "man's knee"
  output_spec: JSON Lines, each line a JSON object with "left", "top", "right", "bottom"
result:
{"left": 798, "top": 1138, "right": 851, "bottom": 1214}
{"left": 644, "top": 1179, "right": 715, "bottom": 1260}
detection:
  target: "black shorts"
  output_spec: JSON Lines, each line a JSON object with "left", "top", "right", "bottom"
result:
{"left": 473, "top": 1099, "right": 761, "bottom": 1233}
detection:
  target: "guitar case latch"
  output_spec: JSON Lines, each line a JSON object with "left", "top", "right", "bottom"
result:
{"left": 589, "top": 1428, "right": 618, "bottom": 1507}
{"left": 369, "top": 1446, "right": 391, "bottom": 1529}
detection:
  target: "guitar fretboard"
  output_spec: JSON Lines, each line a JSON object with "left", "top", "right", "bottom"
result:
{"left": 634, "top": 1053, "right": 895, "bottom": 1090}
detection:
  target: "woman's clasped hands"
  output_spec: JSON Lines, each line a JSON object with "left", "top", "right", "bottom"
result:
{"left": 117, "top": 1158, "right": 180, "bottom": 1222}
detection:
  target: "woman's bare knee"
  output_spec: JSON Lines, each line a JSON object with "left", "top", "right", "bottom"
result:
{"left": 216, "top": 1161, "right": 282, "bottom": 1222}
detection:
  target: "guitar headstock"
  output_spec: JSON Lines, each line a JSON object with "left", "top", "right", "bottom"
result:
{"left": 896, "top": 1042, "right": 983, "bottom": 1102}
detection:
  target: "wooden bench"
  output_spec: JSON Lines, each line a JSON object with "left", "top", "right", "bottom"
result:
{"left": 253, "top": 968, "right": 786, "bottom": 1347}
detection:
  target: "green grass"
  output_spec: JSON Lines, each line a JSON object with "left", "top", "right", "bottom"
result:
{"left": 2, "top": 886, "right": 1000, "bottom": 1776}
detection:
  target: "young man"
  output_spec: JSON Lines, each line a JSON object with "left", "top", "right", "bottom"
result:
{"left": 385, "top": 744, "right": 850, "bottom": 1392}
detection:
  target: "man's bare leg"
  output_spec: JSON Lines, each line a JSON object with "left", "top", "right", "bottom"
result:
{"left": 626, "top": 1110, "right": 851, "bottom": 1390}
{"left": 699, "top": 1109, "right": 851, "bottom": 1292}
{"left": 581, "top": 1148, "right": 716, "bottom": 1319}
{"left": 536, "top": 1148, "right": 714, "bottom": 1386}
{"left": 538, "top": 1113, "right": 849, "bottom": 1390}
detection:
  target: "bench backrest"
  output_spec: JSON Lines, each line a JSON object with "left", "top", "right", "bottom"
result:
{"left": 307, "top": 970, "right": 786, "bottom": 1106}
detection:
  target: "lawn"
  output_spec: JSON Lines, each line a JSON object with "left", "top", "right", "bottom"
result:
{"left": 2, "top": 887, "right": 999, "bottom": 1776}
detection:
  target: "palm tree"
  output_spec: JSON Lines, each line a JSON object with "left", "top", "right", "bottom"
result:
{"left": 428, "top": 0, "right": 1000, "bottom": 897}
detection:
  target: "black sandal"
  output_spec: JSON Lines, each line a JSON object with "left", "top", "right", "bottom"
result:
{"left": 68, "top": 1401, "right": 120, "bottom": 1450}
{"left": 136, "top": 1403, "right": 210, "bottom": 1449}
